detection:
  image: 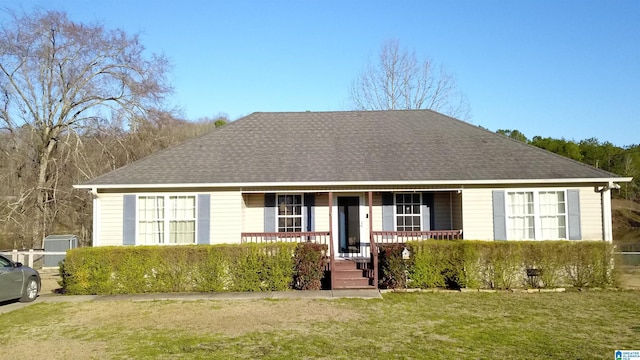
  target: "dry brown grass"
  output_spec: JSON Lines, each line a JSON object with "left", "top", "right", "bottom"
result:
{"left": 6, "top": 338, "right": 109, "bottom": 360}
{"left": 72, "top": 300, "right": 361, "bottom": 336}
{"left": 2, "top": 292, "right": 640, "bottom": 359}
{"left": 1, "top": 299, "right": 361, "bottom": 358}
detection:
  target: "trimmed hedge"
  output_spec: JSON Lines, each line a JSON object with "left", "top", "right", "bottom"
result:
{"left": 293, "top": 243, "right": 327, "bottom": 290}
{"left": 379, "top": 241, "right": 615, "bottom": 290}
{"left": 60, "top": 243, "right": 327, "bottom": 295}
{"left": 378, "top": 244, "right": 407, "bottom": 289}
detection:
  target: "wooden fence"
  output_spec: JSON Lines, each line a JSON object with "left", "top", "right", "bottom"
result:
{"left": 0, "top": 249, "right": 67, "bottom": 268}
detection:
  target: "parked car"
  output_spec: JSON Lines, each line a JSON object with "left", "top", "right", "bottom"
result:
{"left": 0, "top": 254, "right": 41, "bottom": 302}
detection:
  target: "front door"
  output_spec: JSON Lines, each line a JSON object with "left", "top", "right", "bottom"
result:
{"left": 338, "top": 196, "right": 360, "bottom": 254}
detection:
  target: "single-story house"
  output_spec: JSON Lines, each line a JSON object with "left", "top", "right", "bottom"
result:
{"left": 75, "top": 110, "right": 631, "bottom": 288}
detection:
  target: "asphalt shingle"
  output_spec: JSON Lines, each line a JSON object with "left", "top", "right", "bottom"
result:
{"left": 82, "top": 110, "right": 621, "bottom": 186}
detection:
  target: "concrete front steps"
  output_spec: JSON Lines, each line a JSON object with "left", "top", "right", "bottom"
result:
{"left": 332, "top": 259, "right": 376, "bottom": 289}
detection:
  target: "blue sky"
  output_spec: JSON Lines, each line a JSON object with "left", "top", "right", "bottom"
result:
{"left": 5, "top": 1, "right": 640, "bottom": 146}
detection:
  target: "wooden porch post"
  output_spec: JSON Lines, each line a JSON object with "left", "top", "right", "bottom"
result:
{"left": 369, "top": 191, "right": 378, "bottom": 289}
{"left": 328, "top": 192, "right": 335, "bottom": 290}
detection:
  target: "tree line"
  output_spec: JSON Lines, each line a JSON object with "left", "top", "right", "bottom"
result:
{"left": 496, "top": 129, "right": 639, "bottom": 200}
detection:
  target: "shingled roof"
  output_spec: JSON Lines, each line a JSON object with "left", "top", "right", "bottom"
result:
{"left": 81, "top": 110, "right": 623, "bottom": 187}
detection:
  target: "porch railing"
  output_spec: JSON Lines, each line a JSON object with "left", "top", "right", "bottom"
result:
{"left": 241, "top": 232, "right": 331, "bottom": 247}
{"left": 373, "top": 230, "right": 463, "bottom": 243}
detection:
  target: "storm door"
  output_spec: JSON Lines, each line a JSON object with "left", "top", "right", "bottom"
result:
{"left": 338, "top": 196, "right": 360, "bottom": 253}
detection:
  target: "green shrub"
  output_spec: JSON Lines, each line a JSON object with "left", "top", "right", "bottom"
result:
{"left": 378, "top": 243, "right": 407, "bottom": 289}
{"left": 407, "top": 241, "right": 480, "bottom": 289}
{"left": 563, "top": 241, "right": 615, "bottom": 288}
{"left": 61, "top": 243, "right": 299, "bottom": 295}
{"left": 390, "top": 240, "right": 615, "bottom": 290}
{"left": 293, "top": 242, "right": 327, "bottom": 290}
{"left": 482, "top": 242, "right": 523, "bottom": 289}
{"left": 409, "top": 241, "right": 448, "bottom": 288}
{"left": 521, "top": 241, "right": 565, "bottom": 288}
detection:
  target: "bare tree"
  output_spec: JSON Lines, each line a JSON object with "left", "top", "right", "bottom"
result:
{"left": 0, "top": 10, "right": 171, "bottom": 247}
{"left": 349, "top": 39, "right": 470, "bottom": 119}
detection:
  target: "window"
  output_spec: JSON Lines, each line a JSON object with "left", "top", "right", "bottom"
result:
{"left": 539, "top": 191, "right": 566, "bottom": 239}
{"left": 277, "top": 194, "right": 302, "bottom": 232}
{"left": 395, "top": 193, "right": 421, "bottom": 231}
{"left": 507, "top": 192, "right": 535, "bottom": 239}
{"left": 506, "top": 190, "right": 567, "bottom": 240}
{"left": 138, "top": 195, "right": 196, "bottom": 244}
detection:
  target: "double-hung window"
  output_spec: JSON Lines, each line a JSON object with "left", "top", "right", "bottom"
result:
{"left": 395, "top": 193, "right": 421, "bottom": 231}
{"left": 539, "top": 191, "right": 567, "bottom": 239}
{"left": 277, "top": 194, "right": 302, "bottom": 232}
{"left": 138, "top": 195, "right": 196, "bottom": 244}
{"left": 506, "top": 190, "right": 567, "bottom": 240}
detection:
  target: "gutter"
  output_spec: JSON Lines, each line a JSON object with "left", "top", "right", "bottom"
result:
{"left": 73, "top": 177, "right": 633, "bottom": 191}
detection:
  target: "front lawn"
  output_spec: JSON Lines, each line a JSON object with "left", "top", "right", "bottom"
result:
{"left": 1, "top": 291, "right": 639, "bottom": 359}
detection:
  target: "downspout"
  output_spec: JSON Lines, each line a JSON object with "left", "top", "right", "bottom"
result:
{"left": 598, "top": 181, "right": 619, "bottom": 242}
{"left": 91, "top": 187, "right": 99, "bottom": 246}
{"left": 602, "top": 191, "right": 612, "bottom": 242}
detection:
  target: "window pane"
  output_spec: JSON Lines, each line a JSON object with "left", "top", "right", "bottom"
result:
{"left": 169, "top": 196, "right": 195, "bottom": 219}
{"left": 396, "top": 205, "right": 403, "bottom": 215}
{"left": 557, "top": 216, "right": 566, "bottom": 227}
{"left": 170, "top": 221, "right": 195, "bottom": 244}
{"left": 405, "top": 216, "right": 413, "bottom": 227}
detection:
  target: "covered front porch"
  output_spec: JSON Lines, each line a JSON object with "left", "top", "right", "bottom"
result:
{"left": 240, "top": 191, "right": 463, "bottom": 289}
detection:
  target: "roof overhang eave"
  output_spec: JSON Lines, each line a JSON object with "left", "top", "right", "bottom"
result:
{"left": 73, "top": 177, "right": 633, "bottom": 190}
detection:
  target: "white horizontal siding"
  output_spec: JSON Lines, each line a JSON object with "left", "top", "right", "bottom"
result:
{"left": 314, "top": 193, "right": 330, "bottom": 232}
{"left": 242, "top": 194, "right": 264, "bottom": 233}
{"left": 211, "top": 191, "right": 242, "bottom": 244}
{"left": 97, "top": 193, "right": 124, "bottom": 246}
{"left": 580, "top": 187, "right": 603, "bottom": 240}
{"left": 461, "top": 189, "right": 494, "bottom": 240}
{"left": 372, "top": 193, "right": 382, "bottom": 232}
